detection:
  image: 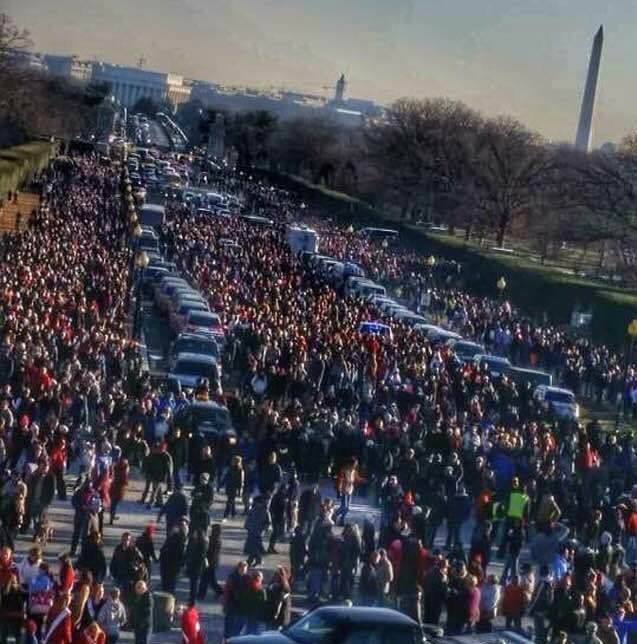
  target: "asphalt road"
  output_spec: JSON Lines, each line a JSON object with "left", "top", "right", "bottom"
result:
{"left": 148, "top": 120, "right": 171, "bottom": 150}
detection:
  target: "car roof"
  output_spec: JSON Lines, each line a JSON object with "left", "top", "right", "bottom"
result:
{"left": 312, "top": 606, "right": 417, "bottom": 627}
{"left": 187, "top": 311, "right": 220, "bottom": 320}
{"left": 174, "top": 352, "right": 218, "bottom": 365}
{"left": 475, "top": 354, "right": 510, "bottom": 363}
{"left": 186, "top": 401, "right": 228, "bottom": 412}
{"left": 175, "top": 332, "right": 218, "bottom": 344}
{"left": 538, "top": 385, "right": 574, "bottom": 395}
{"left": 176, "top": 300, "right": 208, "bottom": 310}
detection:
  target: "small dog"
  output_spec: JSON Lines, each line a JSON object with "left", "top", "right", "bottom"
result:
{"left": 33, "top": 516, "right": 54, "bottom": 546}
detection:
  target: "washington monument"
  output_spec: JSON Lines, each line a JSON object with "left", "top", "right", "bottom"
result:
{"left": 575, "top": 26, "right": 603, "bottom": 152}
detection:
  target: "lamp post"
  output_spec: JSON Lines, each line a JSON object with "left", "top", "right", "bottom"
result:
{"left": 496, "top": 276, "right": 507, "bottom": 300}
{"left": 132, "top": 250, "right": 150, "bottom": 339}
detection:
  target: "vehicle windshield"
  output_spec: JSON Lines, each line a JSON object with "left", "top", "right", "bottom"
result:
{"left": 192, "top": 406, "right": 231, "bottom": 430}
{"left": 483, "top": 357, "right": 510, "bottom": 367}
{"left": 174, "top": 360, "right": 217, "bottom": 378}
{"left": 190, "top": 313, "right": 220, "bottom": 327}
{"left": 285, "top": 613, "right": 338, "bottom": 644}
{"left": 456, "top": 342, "right": 482, "bottom": 353}
{"left": 179, "top": 303, "right": 208, "bottom": 314}
{"left": 175, "top": 338, "right": 218, "bottom": 358}
{"left": 547, "top": 391, "right": 575, "bottom": 404}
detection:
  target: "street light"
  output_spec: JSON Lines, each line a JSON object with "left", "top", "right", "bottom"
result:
{"left": 496, "top": 276, "right": 507, "bottom": 298}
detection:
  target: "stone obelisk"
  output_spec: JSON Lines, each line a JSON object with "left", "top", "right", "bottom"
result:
{"left": 575, "top": 26, "right": 603, "bottom": 153}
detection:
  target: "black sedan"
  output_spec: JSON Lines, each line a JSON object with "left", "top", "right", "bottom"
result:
{"left": 228, "top": 606, "right": 433, "bottom": 644}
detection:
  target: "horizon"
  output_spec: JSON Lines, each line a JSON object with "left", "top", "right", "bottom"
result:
{"left": 5, "top": 0, "right": 637, "bottom": 144}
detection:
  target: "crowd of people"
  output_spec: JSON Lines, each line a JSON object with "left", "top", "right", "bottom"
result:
{"left": 0, "top": 148, "right": 634, "bottom": 644}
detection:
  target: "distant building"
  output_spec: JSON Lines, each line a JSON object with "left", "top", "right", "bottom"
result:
{"left": 190, "top": 78, "right": 380, "bottom": 127}
{"left": 44, "top": 54, "right": 93, "bottom": 83}
{"left": 8, "top": 49, "right": 47, "bottom": 72}
{"left": 91, "top": 63, "right": 190, "bottom": 111}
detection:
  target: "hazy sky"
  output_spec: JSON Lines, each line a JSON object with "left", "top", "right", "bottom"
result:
{"left": 6, "top": 0, "right": 637, "bottom": 143}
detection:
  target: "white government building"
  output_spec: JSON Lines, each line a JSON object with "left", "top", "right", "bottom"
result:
{"left": 38, "top": 54, "right": 191, "bottom": 111}
{"left": 91, "top": 63, "right": 190, "bottom": 110}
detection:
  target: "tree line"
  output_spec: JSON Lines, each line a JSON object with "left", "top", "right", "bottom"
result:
{"left": 177, "top": 96, "right": 637, "bottom": 272}
{"left": 0, "top": 14, "right": 110, "bottom": 148}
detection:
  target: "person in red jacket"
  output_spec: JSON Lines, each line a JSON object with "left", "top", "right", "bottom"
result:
{"left": 76, "top": 621, "right": 106, "bottom": 644}
{"left": 42, "top": 591, "right": 72, "bottom": 644}
{"left": 0, "top": 546, "right": 17, "bottom": 587}
{"left": 49, "top": 432, "right": 68, "bottom": 501}
{"left": 502, "top": 575, "right": 525, "bottom": 631}
{"left": 181, "top": 601, "right": 204, "bottom": 644}
{"left": 58, "top": 553, "right": 75, "bottom": 593}
{"left": 109, "top": 455, "right": 129, "bottom": 525}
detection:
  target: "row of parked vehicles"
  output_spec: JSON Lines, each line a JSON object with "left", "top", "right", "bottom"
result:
{"left": 301, "top": 239, "right": 579, "bottom": 422}
{"left": 134, "top": 217, "right": 237, "bottom": 441}
{"left": 127, "top": 147, "right": 191, "bottom": 200}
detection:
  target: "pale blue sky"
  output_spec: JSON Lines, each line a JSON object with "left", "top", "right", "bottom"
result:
{"left": 6, "top": 0, "right": 636, "bottom": 143}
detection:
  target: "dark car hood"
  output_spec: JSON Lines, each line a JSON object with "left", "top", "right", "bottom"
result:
{"left": 228, "top": 632, "right": 293, "bottom": 644}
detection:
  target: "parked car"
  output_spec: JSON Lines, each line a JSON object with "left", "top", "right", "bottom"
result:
{"left": 344, "top": 278, "right": 386, "bottom": 299}
{"left": 171, "top": 401, "right": 233, "bottom": 441}
{"left": 534, "top": 385, "right": 579, "bottom": 420}
{"left": 168, "top": 352, "right": 221, "bottom": 391}
{"left": 508, "top": 366, "right": 553, "bottom": 389}
{"left": 170, "top": 300, "right": 211, "bottom": 335}
{"left": 447, "top": 339, "right": 485, "bottom": 361}
{"left": 228, "top": 606, "right": 436, "bottom": 644}
{"left": 168, "top": 333, "right": 219, "bottom": 369}
{"left": 182, "top": 310, "right": 224, "bottom": 342}
{"left": 154, "top": 277, "right": 189, "bottom": 310}
{"left": 473, "top": 353, "right": 512, "bottom": 377}
{"left": 392, "top": 309, "right": 429, "bottom": 327}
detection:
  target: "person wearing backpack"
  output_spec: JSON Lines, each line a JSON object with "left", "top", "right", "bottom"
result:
{"left": 527, "top": 566, "right": 555, "bottom": 644}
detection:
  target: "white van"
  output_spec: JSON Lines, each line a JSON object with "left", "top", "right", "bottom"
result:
{"left": 287, "top": 225, "right": 319, "bottom": 255}
{"left": 345, "top": 278, "right": 386, "bottom": 299}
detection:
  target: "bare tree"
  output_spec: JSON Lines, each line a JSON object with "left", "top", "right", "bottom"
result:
{"left": 270, "top": 116, "right": 341, "bottom": 180}
{"left": 363, "top": 98, "right": 482, "bottom": 221}
{"left": 468, "top": 116, "right": 550, "bottom": 247}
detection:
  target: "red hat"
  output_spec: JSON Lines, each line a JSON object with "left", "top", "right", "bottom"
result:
{"left": 26, "top": 620, "right": 37, "bottom": 634}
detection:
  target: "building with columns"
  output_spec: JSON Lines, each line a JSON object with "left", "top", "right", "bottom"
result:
{"left": 44, "top": 54, "right": 94, "bottom": 83}
{"left": 91, "top": 63, "right": 190, "bottom": 111}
